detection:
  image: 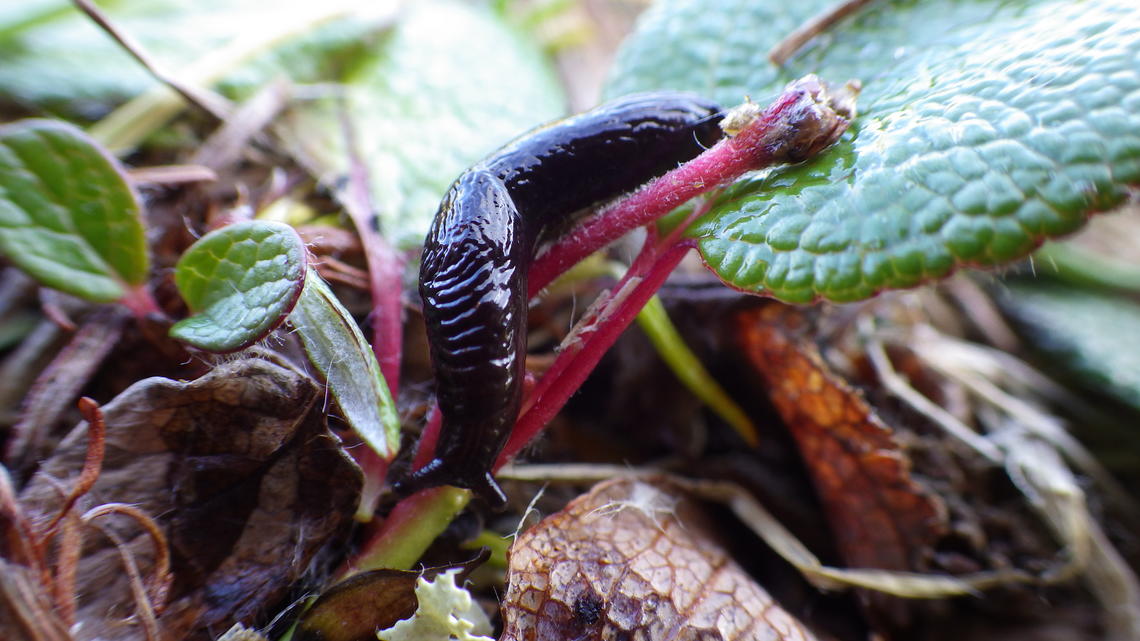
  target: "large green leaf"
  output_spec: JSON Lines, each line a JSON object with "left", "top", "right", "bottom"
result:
{"left": 170, "top": 220, "right": 306, "bottom": 352}
{"left": 0, "top": 119, "right": 147, "bottom": 302}
{"left": 279, "top": 0, "right": 564, "bottom": 248}
{"left": 0, "top": 0, "right": 391, "bottom": 114}
{"left": 608, "top": 0, "right": 1140, "bottom": 302}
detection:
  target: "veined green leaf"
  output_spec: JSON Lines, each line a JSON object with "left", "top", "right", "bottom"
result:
{"left": 171, "top": 220, "right": 306, "bottom": 352}
{"left": 608, "top": 0, "right": 1140, "bottom": 302}
{"left": 289, "top": 271, "right": 400, "bottom": 459}
{"left": 0, "top": 119, "right": 147, "bottom": 302}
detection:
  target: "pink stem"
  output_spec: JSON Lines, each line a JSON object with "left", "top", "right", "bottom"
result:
{"left": 496, "top": 239, "right": 695, "bottom": 469}
{"left": 117, "top": 284, "right": 161, "bottom": 320}
{"left": 528, "top": 74, "right": 857, "bottom": 296}
{"left": 526, "top": 93, "right": 800, "bottom": 296}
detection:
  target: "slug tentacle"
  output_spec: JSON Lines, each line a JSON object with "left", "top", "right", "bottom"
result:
{"left": 399, "top": 93, "right": 723, "bottom": 507}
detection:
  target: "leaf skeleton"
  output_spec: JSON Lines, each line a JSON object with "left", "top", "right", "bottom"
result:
{"left": 393, "top": 92, "right": 725, "bottom": 507}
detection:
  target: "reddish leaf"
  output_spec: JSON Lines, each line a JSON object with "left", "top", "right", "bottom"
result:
{"left": 735, "top": 304, "right": 947, "bottom": 573}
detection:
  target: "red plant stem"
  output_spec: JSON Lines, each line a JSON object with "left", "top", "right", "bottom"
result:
{"left": 496, "top": 239, "right": 695, "bottom": 469}
{"left": 411, "top": 404, "right": 442, "bottom": 470}
{"left": 359, "top": 233, "right": 405, "bottom": 396}
{"left": 528, "top": 93, "right": 802, "bottom": 296}
{"left": 117, "top": 284, "right": 162, "bottom": 320}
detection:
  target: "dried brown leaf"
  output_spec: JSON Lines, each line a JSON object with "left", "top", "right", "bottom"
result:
{"left": 16, "top": 356, "right": 361, "bottom": 641}
{"left": 735, "top": 304, "right": 947, "bottom": 573}
{"left": 501, "top": 476, "right": 821, "bottom": 641}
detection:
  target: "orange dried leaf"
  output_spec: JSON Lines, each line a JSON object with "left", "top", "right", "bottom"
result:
{"left": 735, "top": 304, "right": 946, "bottom": 572}
{"left": 501, "top": 477, "right": 820, "bottom": 641}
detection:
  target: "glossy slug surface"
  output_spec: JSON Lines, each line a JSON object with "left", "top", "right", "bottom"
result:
{"left": 398, "top": 92, "right": 723, "bottom": 507}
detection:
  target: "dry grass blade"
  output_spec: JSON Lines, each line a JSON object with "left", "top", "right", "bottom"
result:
{"left": 768, "top": 0, "right": 878, "bottom": 65}
{"left": 72, "top": 0, "right": 232, "bottom": 120}
{"left": 81, "top": 503, "right": 174, "bottom": 615}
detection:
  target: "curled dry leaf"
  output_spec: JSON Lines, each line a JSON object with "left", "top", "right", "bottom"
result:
{"left": 734, "top": 304, "right": 947, "bottom": 574}
{"left": 501, "top": 476, "right": 821, "bottom": 641}
{"left": 15, "top": 356, "right": 361, "bottom": 641}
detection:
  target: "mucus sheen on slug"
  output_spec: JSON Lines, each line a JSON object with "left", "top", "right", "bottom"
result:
{"left": 395, "top": 92, "right": 724, "bottom": 507}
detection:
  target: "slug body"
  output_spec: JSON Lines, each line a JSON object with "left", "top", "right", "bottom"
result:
{"left": 401, "top": 92, "right": 724, "bottom": 506}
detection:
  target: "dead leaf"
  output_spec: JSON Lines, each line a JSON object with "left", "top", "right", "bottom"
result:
{"left": 501, "top": 476, "right": 821, "bottom": 641}
{"left": 295, "top": 569, "right": 421, "bottom": 641}
{"left": 16, "top": 356, "right": 361, "bottom": 641}
{"left": 735, "top": 304, "right": 947, "bottom": 574}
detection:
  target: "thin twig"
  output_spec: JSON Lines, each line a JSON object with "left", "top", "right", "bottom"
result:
{"left": 72, "top": 0, "right": 232, "bottom": 120}
{"left": 126, "top": 165, "right": 219, "bottom": 186}
{"left": 84, "top": 521, "right": 163, "bottom": 641}
{"left": 52, "top": 510, "right": 83, "bottom": 627}
{"left": 191, "top": 78, "right": 292, "bottom": 171}
{"left": 860, "top": 318, "right": 1003, "bottom": 463}
{"left": 768, "top": 0, "right": 877, "bottom": 66}
{"left": 83, "top": 502, "right": 174, "bottom": 617}
{"left": 40, "top": 398, "right": 107, "bottom": 538}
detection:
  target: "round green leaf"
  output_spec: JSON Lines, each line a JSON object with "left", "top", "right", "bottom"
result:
{"left": 279, "top": 0, "right": 564, "bottom": 248}
{"left": 171, "top": 220, "right": 306, "bottom": 352}
{"left": 608, "top": 0, "right": 1140, "bottom": 302}
{"left": 0, "top": 119, "right": 147, "bottom": 302}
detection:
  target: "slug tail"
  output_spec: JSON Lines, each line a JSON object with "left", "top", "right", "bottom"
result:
{"left": 393, "top": 459, "right": 508, "bottom": 509}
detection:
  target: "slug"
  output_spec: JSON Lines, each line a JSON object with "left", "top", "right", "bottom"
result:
{"left": 396, "top": 92, "right": 724, "bottom": 506}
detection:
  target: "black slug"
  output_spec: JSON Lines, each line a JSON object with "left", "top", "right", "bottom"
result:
{"left": 396, "top": 92, "right": 724, "bottom": 506}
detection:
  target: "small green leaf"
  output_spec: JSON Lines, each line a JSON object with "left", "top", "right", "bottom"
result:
{"left": 0, "top": 119, "right": 147, "bottom": 302}
{"left": 289, "top": 271, "right": 399, "bottom": 459}
{"left": 608, "top": 0, "right": 1140, "bottom": 302}
{"left": 1001, "top": 280, "right": 1140, "bottom": 412}
{"left": 279, "top": 0, "right": 564, "bottom": 248}
{"left": 171, "top": 220, "right": 306, "bottom": 352}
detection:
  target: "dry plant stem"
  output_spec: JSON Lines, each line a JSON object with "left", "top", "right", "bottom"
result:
{"left": 82, "top": 503, "right": 174, "bottom": 611}
{"left": 767, "top": 0, "right": 877, "bottom": 65}
{"left": 88, "top": 522, "right": 162, "bottom": 641}
{"left": 40, "top": 398, "right": 107, "bottom": 537}
{"left": 0, "top": 466, "right": 41, "bottom": 570}
{"left": 861, "top": 321, "right": 1003, "bottom": 463}
{"left": 52, "top": 511, "right": 83, "bottom": 627}
{"left": 191, "top": 79, "right": 291, "bottom": 171}
{"left": 6, "top": 312, "right": 125, "bottom": 469}
{"left": 72, "top": 0, "right": 231, "bottom": 120}
{"left": 126, "top": 165, "right": 219, "bottom": 185}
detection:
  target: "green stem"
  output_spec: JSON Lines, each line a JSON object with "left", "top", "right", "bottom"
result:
{"left": 636, "top": 295, "right": 759, "bottom": 446}
{"left": 342, "top": 486, "right": 471, "bottom": 575}
{"left": 1036, "top": 241, "right": 1140, "bottom": 294}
